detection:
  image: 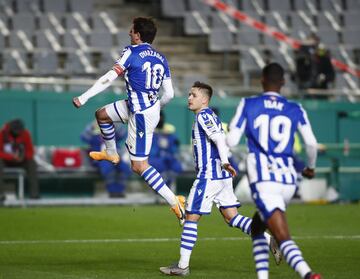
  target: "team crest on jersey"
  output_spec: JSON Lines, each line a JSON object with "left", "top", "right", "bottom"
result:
{"left": 204, "top": 120, "right": 214, "bottom": 128}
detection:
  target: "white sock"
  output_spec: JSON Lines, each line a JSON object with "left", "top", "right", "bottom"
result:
{"left": 178, "top": 221, "right": 198, "bottom": 268}
{"left": 280, "top": 240, "right": 311, "bottom": 278}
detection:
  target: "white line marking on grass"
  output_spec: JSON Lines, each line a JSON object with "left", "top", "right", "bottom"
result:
{"left": 0, "top": 235, "right": 359, "bottom": 245}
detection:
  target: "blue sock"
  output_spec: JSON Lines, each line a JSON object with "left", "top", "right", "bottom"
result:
{"left": 229, "top": 214, "right": 252, "bottom": 235}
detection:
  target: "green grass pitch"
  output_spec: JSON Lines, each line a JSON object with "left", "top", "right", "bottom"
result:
{"left": 0, "top": 203, "right": 359, "bottom": 278}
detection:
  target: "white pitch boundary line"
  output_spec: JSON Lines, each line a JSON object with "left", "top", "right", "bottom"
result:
{"left": 0, "top": 235, "right": 359, "bottom": 245}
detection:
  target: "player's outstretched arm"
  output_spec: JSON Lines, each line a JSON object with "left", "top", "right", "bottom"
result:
{"left": 72, "top": 97, "right": 82, "bottom": 108}
{"left": 72, "top": 69, "right": 119, "bottom": 108}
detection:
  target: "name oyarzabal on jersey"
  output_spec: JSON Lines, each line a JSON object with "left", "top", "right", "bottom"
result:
{"left": 192, "top": 108, "right": 231, "bottom": 180}
{"left": 138, "top": 49, "right": 165, "bottom": 63}
{"left": 113, "top": 44, "right": 171, "bottom": 113}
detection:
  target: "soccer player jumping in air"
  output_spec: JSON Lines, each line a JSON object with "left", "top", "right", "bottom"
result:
{"left": 160, "top": 82, "right": 281, "bottom": 276}
{"left": 72, "top": 17, "right": 185, "bottom": 225}
{"left": 227, "top": 63, "right": 321, "bottom": 279}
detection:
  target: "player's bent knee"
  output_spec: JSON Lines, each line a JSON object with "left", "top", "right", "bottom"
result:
{"left": 131, "top": 161, "right": 149, "bottom": 175}
{"left": 95, "top": 108, "right": 111, "bottom": 122}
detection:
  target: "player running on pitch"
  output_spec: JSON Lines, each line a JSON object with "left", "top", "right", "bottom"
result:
{"left": 160, "top": 81, "right": 281, "bottom": 276}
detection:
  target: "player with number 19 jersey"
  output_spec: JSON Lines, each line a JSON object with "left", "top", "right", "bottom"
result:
{"left": 227, "top": 92, "right": 317, "bottom": 186}
{"left": 113, "top": 43, "right": 171, "bottom": 113}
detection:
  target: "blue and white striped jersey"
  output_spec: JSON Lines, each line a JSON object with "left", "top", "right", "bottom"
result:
{"left": 192, "top": 108, "right": 232, "bottom": 180}
{"left": 115, "top": 43, "right": 171, "bottom": 113}
{"left": 228, "top": 91, "right": 317, "bottom": 185}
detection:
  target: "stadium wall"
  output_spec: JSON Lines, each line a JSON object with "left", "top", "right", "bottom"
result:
{"left": 1, "top": 90, "right": 359, "bottom": 146}
{"left": 1, "top": 90, "right": 360, "bottom": 201}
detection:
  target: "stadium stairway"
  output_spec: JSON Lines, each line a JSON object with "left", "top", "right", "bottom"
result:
{"left": 98, "top": 0, "right": 244, "bottom": 95}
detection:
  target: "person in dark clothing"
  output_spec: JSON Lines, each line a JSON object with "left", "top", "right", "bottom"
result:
{"left": 311, "top": 45, "right": 335, "bottom": 89}
{"left": 294, "top": 45, "right": 314, "bottom": 90}
{"left": 0, "top": 119, "right": 39, "bottom": 201}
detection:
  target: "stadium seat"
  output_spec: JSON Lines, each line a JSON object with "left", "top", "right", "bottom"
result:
{"left": 8, "top": 31, "right": 34, "bottom": 51}
{"left": 335, "top": 72, "right": 350, "bottom": 89}
{"left": 319, "top": 0, "right": 340, "bottom": 11}
{"left": 342, "top": 11, "right": 360, "bottom": 27}
{"left": 0, "top": 33, "right": 5, "bottom": 49}
{"left": 293, "top": 1, "right": 311, "bottom": 11}
{"left": 289, "top": 12, "right": 313, "bottom": 33}
{"left": 239, "top": 49, "right": 263, "bottom": 86}
{"left": 33, "top": 51, "right": 59, "bottom": 75}
{"left": 210, "top": 13, "right": 236, "bottom": 30}
{"left": 345, "top": 0, "right": 360, "bottom": 10}
{"left": 69, "top": 0, "right": 94, "bottom": 13}
{"left": 241, "top": 11, "right": 263, "bottom": 22}
{"left": 38, "top": 13, "right": 64, "bottom": 31}
{"left": 270, "top": 49, "right": 292, "bottom": 71}
{"left": 189, "top": 0, "right": 212, "bottom": 12}
{"left": 264, "top": 11, "right": 290, "bottom": 33}
{"left": 15, "top": 0, "right": 40, "bottom": 13}
{"left": 91, "top": 13, "right": 118, "bottom": 31}
{"left": 239, "top": 0, "right": 264, "bottom": 12}
{"left": 43, "top": 0, "right": 67, "bottom": 13}
{"left": 64, "top": 13, "right": 91, "bottom": 33}
{"left": 209, "top": 28, "right": 234, "bottom": 52}
{"left": 96, "top": 51, "right": 115, "bottom": 73}
{"left": 63, "top": 30, "right": 88, "bottom": 49}
{"left": 267, "top": 0, "right": 291, "bottom": 11}
{"left": 161, "top": 0, "right": 186, "bottom": 18}
{"left": 342, "top": 29, "right": 360, "bottom": 47}
{"left": 182, "top": 73, "right": 208, "bottom": 91}
{"left": 236, "top": 30, "right": 261, "bottom": 48}
{"left": 11, "top": 13, "right": 36, "bottom": 31}
{"left": 35, "top": 30, "right": 61, "bottom": 50}
{"left": 3, "top": 50, "right": 29, "bottom": 74}
{"left": 115, "top": 30, "right": 130, "bottom": 50}
{"left": 64, "top": 51, "right": 94, "bottom": 74}
{"left": 89, "top": 32, "right": 113, "bottom": 49}
{"left": 184, "top": 11, "right": 211, "bottom": 35}
{"left": 317, "top": 28, "right": 340, "bottom": 45}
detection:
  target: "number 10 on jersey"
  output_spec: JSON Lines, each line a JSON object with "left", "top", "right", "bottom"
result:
{"left": 142, "top": 62, "right": 165, "bottom": 90}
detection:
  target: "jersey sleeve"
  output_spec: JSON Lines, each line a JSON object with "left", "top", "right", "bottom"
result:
{"left": 113, "top": 47, "right": 132, "bottom": 74}
{"left": 197, "top": 111, "right": 222, "bottom": 138}
{"left": 227, "top": 98, "right": 247, "bottom": 147}
{"left": 163, "top": 57, "right": 171, "bottom": 80}
{"left": 297, "top": 105, "right": 318, "bottom": 168}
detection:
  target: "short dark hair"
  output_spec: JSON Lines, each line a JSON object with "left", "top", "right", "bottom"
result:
{"left": 133, "top": 17, "right": 157, "bottom": 44}
{"left": 192, "top": 81, "right": 213, "bottom": 99}
{"left": 262, "top": 62, "right": 284, "bottom": 85}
